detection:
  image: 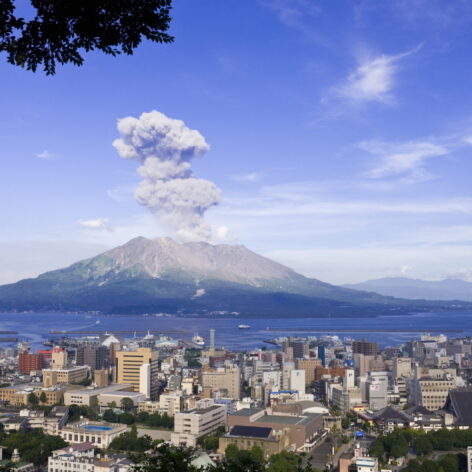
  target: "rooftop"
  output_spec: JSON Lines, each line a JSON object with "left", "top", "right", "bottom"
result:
{"left": 228, "top": 425, "right": 273, "bottom": 439}
{"left": 230, "top": 408, "right": 264, "bottom": 417}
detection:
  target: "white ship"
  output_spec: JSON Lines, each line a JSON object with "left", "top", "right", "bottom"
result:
{"left": 238, "top": 324, "right": 251, "bottom": 329}
{"left": 192, "top": 332, "right": 205, "bottom": 346}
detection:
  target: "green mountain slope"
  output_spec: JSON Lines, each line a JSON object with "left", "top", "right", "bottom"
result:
{"left": 0, "top": 237, "right": 469, "bottom": 316}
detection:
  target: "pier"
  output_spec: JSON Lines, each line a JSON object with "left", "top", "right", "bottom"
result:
{"left": 49, "top": 329, "right": 185, "bottom": 335}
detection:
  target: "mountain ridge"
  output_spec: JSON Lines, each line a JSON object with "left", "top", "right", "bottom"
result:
{"left": 344, "top": 276, "right": 472, "bottom": 302}
{"left": 0, "top": 237, "right": 470, "bottom": 316}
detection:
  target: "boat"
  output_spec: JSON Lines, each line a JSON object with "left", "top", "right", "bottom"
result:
{"left": 238, "top": 324, "right": 251, "bottom": 329}
{"left": 192, "top": 332, "right": 205, "bottom": 346}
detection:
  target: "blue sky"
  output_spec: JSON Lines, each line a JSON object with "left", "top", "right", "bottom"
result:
{"left": 1, "top": 0, "right": 472, "bottom": 284}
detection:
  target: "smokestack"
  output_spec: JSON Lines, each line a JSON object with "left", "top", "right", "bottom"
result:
{"left": 210, "top": 329, "right": 215, "bottom": 350}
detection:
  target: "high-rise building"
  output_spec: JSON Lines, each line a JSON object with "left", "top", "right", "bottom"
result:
{"left": 352, "top": 340, "right": 379, "bottom": 356}
{"left": 202, "top": 367, "right": 241, "bottom": 399}
{"left": 18, "top": 351, "right": 42, "bottom": 374}
{"left": 289, "top": 369, "right": 305, "bottom": 393}
{"left": 317, "top": 346, "right": 326, "bottom": 367}
{"left": 51, "top": 347, "right": 67, "bottom": 369}
{"left": 296, "top": 359, "right": 322, "bottom": 386}
{"left": 76, "top": 346, "right": 108, "bottom": 371}
{"left": 343, "top": 368, "right": 355, "bottom": 390}
{"left": 393, "top": 357, "right": 412, "bottom": 379}
{"left": 367, "top": 371, "right": 389, "bottom": 411}
{"left": 115, "top": 348, "right": 159, "bottom": 399}
{"left": 283, "top": 338, "right": 308, "bottom": 360}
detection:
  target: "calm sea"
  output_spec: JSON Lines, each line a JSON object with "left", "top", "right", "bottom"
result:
{"left": 0, "top": 311, "right": 470, "bottom": 351}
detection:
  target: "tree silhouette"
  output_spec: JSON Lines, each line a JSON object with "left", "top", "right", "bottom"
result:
{"left": 0, "top": 0, "right": 174, "bottom": 74}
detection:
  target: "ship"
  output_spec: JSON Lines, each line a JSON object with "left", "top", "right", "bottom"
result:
{"left": 238, "top": 324, "right": 251, "bottom": 329}
{"left": 192, "top": 332, "right": 205, "bottom": 346}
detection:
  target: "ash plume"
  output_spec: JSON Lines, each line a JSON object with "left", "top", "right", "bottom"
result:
{"left": 113, "top": 110, "right": 221, "bottom": 241}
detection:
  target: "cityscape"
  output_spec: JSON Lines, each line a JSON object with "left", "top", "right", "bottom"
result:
{"left": 1, "top": 1, "right": 472, "bottom": 472}
{"left": 0, "top": 327, "right": 470, "bottom": 471}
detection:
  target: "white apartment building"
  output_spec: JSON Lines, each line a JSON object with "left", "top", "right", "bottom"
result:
{"left": 356, "top": 456, "right": 379, "bottom": 472}
{"left": 48, "top": 443, "right": 130, "bottom": 472}
{"left": 171, "top": 404, "right": 227, "bottom": 447}
{"left": 289, "top": 369, "right": 306, "bottom": 394}
{"left": 58, "top": 420, "right": 127, "bottom": 448}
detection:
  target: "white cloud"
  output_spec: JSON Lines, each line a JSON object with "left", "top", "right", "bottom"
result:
{"left": 359, "top": 139, "right": 449, "bottom": 180}
{"left": 330, "top": 45, "right": 421, "bottom": 105}
{"left": 230, "top": 172, "right": 260, "bottom": 183}
{"left": 78, "top": 218, "right": 113, "bottom": 231}
{"left": 462, "top": 135, "right": 472, "bottom": 145}
{"left": 36, "top": 150, "right": 55, "bottom": 160}
{"left": 264, "top": 244, "right": 472, "bottom": 284}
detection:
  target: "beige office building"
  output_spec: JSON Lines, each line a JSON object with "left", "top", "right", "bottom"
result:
{"left": 296, "top": 359, "right": 322, "bottom": 386}
{"left": 43, "top": 366, "right": 89, "bottom": 387}
{"left": 410, "top": 377, "right": 455, "bottom": 411}
{"left": 115, "top": 347, "right": 159, "bottom": 399}
{"left": 202, "top": 367, "right": 240, "bottom": 399}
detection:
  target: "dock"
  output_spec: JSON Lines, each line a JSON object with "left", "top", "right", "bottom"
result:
{"left": 49, "top": 329, "right": 185, "bottom": 335}
{"left": 265, "top": 328, "right": 464, "bottom": 333}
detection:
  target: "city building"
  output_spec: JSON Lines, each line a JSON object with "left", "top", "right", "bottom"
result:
{"left": 63, "top": 384, "right": 133, "bottom": 407}
{"left": 48, "top": 443, "right": 131, "bottom": 471}
{"left": 296, "top": 359, "right": 322, "bottom": 386}
{"left": 76, "top": 346, "right": 108, "bottom": 371}
{"left": 218, "top": 425, "right": 291, "bottom": 458}
{"left": 227, "top": 408, "right": 323, "bottom": 451}
{"left": 18, "top": 351, "right": 42, "bottom": 374}
{"left": 202, "top": 367, "right": 240, "bottom": 399}
{"left": 115, "top": 348, "right": 159, "bottom": 398}
{"left": 58, "top": 420, "right": 128, "bottom": 448}
{"left": 171, "top": 404, "right": 227, "bottom": 447}
{"left": 0, "top": 384, "right": 65, "bottom": 406}
{"left": 43, "top": 365, "right": 89, "bottom": 387}
{"left": 352, "top": 341, "right": 379, "bottom": 356}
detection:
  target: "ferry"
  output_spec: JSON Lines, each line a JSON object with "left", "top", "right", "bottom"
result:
{"left": 238, "top": 324, "right": 251, "bottom": 329}
{"left": 192, "top": 332, "right": 205, "bottom": 346}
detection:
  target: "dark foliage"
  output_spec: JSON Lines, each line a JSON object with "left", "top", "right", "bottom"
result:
{"left": 0, "top": 0, "right": 173, "bottom": 74}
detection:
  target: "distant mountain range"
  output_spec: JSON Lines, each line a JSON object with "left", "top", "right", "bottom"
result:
{"left": 344, "top": 277, "right": 472, "bottom": 302}
{"left": 0, "top": 237, "right": 469, "bottom": 317}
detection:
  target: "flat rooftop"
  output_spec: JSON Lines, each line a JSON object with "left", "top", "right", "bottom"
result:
{"left": 230, "top": 408, "right": 264, "bottom": 417}
{"left": 255, "top": 413, "right": 321, "bottom": 426}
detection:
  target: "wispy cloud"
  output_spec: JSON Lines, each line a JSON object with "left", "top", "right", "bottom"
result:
{"left": 106, "top": 185, "right": 135, "bottom": 203}
{"left": 230, "top": 172, "right": 261, "bottom": 183}
{"left": 78, "top": 218, "right": 113, "bottom": 232}
{"left": 261, "top": 0, "right": 326, "bottom": 45}
{"left": 328, "top": 45, "right": 422, "bottom": 105}
{"left": 359, "top": 139, "right": 449, "bottom": 181}
{"left": 36, "top": 150, "right": 55, "bottom": 160}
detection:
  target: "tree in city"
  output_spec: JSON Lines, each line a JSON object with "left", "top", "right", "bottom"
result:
{"left": 27, "top": 392, "right": 38, "bottom": 407}
{"left": 108, "top": 425, "right": 152, "bottom": 453}
{"left": 267, "top": 451, "right": 303, "bottom": 472}
{"left": 132, "top": 442, "right": 200, "bottom": 472}
{"left": 412, "top": 436, "right": 433, "bottom": 457}
{"left": 121, "top": 397, "right": 135, "bottom": 411}
{"left": 39, "top": 391, "right": 47, "bottom": 404}
{"left": 2, "top": 429, "right": 67, "bottom": 466}
{"left": 369, "top": 439, "right": 385, "bottom": 460}
{"left": 0, "top": 0, "right": 174, "bottom": 74}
